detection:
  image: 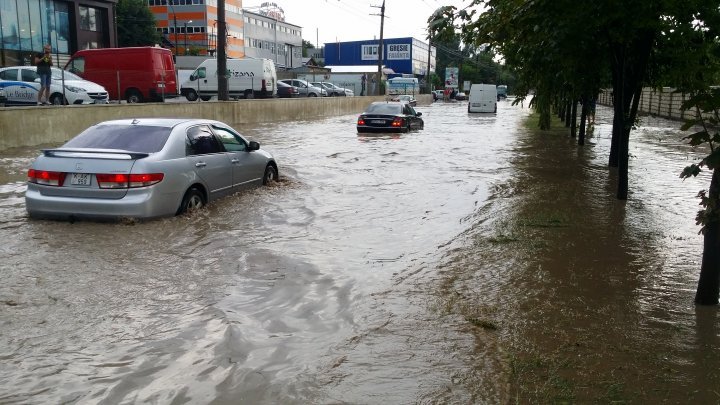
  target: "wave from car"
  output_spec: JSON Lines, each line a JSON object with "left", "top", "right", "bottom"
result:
{"left": 356, "top": 101, "right": 424, "bottom": 133}
{"left": 25, "top": 118, "right": 279, "bottom": 221}
{"left": 0, "top": 66, "right": 109, "bottom": 105}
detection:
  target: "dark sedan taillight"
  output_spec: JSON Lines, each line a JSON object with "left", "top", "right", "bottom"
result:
{"left": 391, "top": 117, "right": 404, "bottom": 127}
{"left": 357, "top": 116, "right": 366, "bottom": 125}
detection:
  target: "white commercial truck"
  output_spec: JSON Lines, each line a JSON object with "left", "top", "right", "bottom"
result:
{"left": 468, "top": 83, "right": 498, "bottom": 113}
{"left": 181, "top": 58, "right": 277, "bottom": 101}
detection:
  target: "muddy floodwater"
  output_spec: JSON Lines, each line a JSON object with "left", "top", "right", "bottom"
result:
{"left": 0, "top": 100, "right": 718, "bottom": 404}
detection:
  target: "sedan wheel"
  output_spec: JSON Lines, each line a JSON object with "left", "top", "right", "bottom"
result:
{"left": 263, "top": 165, "right": 278, "bottom": 185}
{"left": 178, "top": 187, "right": 204, "bottom": 215}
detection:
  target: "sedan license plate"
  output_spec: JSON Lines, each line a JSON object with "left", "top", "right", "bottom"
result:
{"left": 370, "top": 120, "right": 385, "bottom": 124}
{"left": 70, "top": 173, "right": 92, "bottom": 186}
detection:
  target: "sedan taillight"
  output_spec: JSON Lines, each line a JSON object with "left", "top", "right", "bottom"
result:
{"left": 96, "top": 173, "right": 164, "bottom": 189}
{"left": 391, "top": 118, "right": 404, "bottom": 127}
{"left": 28, "top": 169, "right": 66, "bottom": 186}
{"left": 357, "top": 117, "right": 366, "bottom": 125}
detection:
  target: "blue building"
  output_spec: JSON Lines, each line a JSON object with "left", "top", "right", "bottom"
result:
{"left": 324, "top": 37, "right": 435, "bottom": 78}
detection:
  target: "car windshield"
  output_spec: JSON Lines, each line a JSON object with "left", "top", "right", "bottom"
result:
{"left": 62, "top": 124, "right": 172, "bottom": 153}
{"left": 50, "top": 68, "right": 83, "bottom": 81}
{"left": 365, "top": 103, "right": 402, "bottom": 115}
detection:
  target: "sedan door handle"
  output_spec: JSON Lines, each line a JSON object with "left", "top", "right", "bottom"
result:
{"left": 195, "top": 162, "right": 207, "bottom": 167}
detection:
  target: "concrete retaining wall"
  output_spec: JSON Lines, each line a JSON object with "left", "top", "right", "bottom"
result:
{"left": 0, "top": 95, "right": 432, "bottom": 150}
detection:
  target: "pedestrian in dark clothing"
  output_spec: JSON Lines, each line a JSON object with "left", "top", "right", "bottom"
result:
{"left": 34, "top": 44, "right": 53, "bottom": 105}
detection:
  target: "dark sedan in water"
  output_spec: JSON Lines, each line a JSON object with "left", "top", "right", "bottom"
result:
{"left": 356, "top": 101, "right": 424, "bottom": 133}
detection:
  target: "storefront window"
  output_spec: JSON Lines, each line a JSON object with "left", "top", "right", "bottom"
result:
{"left": 17, "top": 0, "right": 32, "bottom": 50}
{"left": 1, "top": 0, "right": 21, "bottom": 51}
{"left": 53, "top": 1, "right": 69, "bottom": 54}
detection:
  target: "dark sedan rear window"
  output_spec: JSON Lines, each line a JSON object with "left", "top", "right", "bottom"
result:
{"left": 62, "top": 125, "right": 172, "bottom": 153}
{"left": 365, "top": 103, "right": 402, "bottom": 115}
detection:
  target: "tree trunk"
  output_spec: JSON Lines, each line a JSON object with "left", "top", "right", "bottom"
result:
{"left": 565, "top": 100, "right": 572, "bottom": 127}
{"left": 570, "top": 100, "right": 577, "bottom": 138}
{"left": 578, "top": 96, "right": 587, "bottom": 146}
{"left": 695, "top": 169, "right": 720, "bottom": 305}
{"left": 609, "top": 32, "right": 654, "bottom": 199}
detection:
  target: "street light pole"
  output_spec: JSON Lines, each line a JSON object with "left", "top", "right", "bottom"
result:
{"left": 168, "top": 2, "right": 177, "bottom": 55}
{"left": 184, "top": 20, "right": 192, "bottom": 55}
{"left": 376, "top": 0, "right": 385, "bottom": 96}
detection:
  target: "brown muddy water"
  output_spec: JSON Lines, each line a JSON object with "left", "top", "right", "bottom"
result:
{"left": 0, "top": 100, "right": 718, "bottom": 404}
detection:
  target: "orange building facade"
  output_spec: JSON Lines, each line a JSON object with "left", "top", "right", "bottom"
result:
{"left": 148, "top": 0, "right": 245, "bottom": 58}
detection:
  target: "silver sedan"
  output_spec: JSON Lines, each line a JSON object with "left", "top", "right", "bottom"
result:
{"left": 25, "top": 118, "right": 278, "bottom": 221}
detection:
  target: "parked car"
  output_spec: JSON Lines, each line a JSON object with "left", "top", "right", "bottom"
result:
{"left": 0, "top": 66, "right": 109, "bottom": 105}
{"left": 279, "top": 79, "right": 326, "bottom": 97}
{"left": 356, "top": 101, "right": 424, "bottom": 133}
{"left": 25, "top": 118, "right": 278, "bottom": 221}
{"left": 390, "top": 94, "right": 417, "bottom": 106}
{"left": 432, "top": 90, "right": 444, "bottom": 101}
{"left": 455, "top": 91, "right": 467, "bottom": 101}
{"left": 276, "top": 80, "right": 300, "bottom": 98}
{"left": 311, "top": 81, "right": 354, "bottom": 97}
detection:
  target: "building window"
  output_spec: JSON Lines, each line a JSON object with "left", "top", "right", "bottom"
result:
{"left": 79, "top": 6, "right": 101, "bottom": 32}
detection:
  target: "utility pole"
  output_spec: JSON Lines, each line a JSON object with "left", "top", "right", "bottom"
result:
{"left": 426, "top": 37, "right": 432, "bottom": 93}
{"left": 168, "top": 2, "right": 178, "bottom": 55}
{"left": 371, "top": 0, "right": 385, "bottom": 96}
{"left": 217, "top": 0, "right": 228, "bottom": 100}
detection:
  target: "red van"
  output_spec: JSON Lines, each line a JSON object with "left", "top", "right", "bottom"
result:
{"left": 65, "top": 47, "right": 177, "bottom": 103}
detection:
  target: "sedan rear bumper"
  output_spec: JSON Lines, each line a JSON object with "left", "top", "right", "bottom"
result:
{"left": 356, "top": 126, "right": 408, "bottom": 133}
{"left": 25, "top": 184, "right": 179, "bottom": 220}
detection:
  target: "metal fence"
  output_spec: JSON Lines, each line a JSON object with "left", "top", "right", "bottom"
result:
{"left": 597, "top": 87, "right": 714, "bottom": 121}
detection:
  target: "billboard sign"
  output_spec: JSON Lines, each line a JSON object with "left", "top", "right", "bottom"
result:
{"left": 387, "top": 43, "right": 410, "bottom": 60}
{"left": 444, "top": 67, "right": 459, "bottom": 89}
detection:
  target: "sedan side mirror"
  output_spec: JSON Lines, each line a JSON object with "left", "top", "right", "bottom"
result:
{"left": 416, "top": 112, "right": 422, "bottom": 117}
{"left": 248, "top": 141, "right": 260, "bottom": 151}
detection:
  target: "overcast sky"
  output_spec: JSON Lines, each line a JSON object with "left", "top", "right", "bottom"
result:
{"left": 242, "top": 0, "right": 469, "bottom": 46}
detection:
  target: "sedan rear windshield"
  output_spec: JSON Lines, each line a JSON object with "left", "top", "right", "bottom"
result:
{"left": 365, "top": 103, "right": 402, "bottom": 115}
{"left": 63, "top": 125, "right": 172, "bottom": 153}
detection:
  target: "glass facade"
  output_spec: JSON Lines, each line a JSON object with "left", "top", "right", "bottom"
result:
{"left": 0, "top": 0, "right": 113, "bottom": 67}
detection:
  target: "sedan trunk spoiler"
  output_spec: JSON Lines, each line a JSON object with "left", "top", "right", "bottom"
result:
{"left": 43, "top": 148, "right": 150, "bottom": 160}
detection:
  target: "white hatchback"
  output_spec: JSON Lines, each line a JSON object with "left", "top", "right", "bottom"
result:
{"left": 0, "top": 66, "right": 109, "bottom": 105}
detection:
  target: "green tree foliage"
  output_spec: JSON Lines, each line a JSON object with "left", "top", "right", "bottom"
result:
{"left": 427, "top": 7, "right": 515, "bottom": 91}
{"left": 302, "top": 39, "right": 314, "bottom": 57}
{"left": 441, "top": 1, "right": 720, "bottom": 304}
{"left": 117, "top": 0, "right": 161, "bottom": 47}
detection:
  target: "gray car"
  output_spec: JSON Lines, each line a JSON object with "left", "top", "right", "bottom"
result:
{"left": 279, "top": 79, "right": 326, "bottom": 97}
{"left": 310, "top": 81, "right": 354, "bottom": 97}
{"left": 25, "top": 118, "right": 278, "bottom": 221}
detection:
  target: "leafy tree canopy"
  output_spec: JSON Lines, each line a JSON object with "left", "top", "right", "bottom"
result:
{"left": 117, "top": 0, "right": 161, "bottom": 47}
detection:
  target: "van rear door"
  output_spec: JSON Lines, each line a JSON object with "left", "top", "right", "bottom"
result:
{"left": 160, "top": 51, "right": 177, "bottom": 95}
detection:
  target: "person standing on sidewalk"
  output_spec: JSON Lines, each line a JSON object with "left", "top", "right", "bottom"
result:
{"left": 34, "top": 44, "right": 52, "bottom": 105}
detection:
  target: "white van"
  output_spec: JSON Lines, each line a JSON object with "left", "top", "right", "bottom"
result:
{"left": 468, "top": 83, "right": 498, "bottom": 113}
{"left": 181, "top": 58, "right": 276, "bottom": 100}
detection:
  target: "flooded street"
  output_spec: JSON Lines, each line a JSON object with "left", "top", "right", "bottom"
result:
{"left": 1, "top": 100, "right": 718, "bottom": 403}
